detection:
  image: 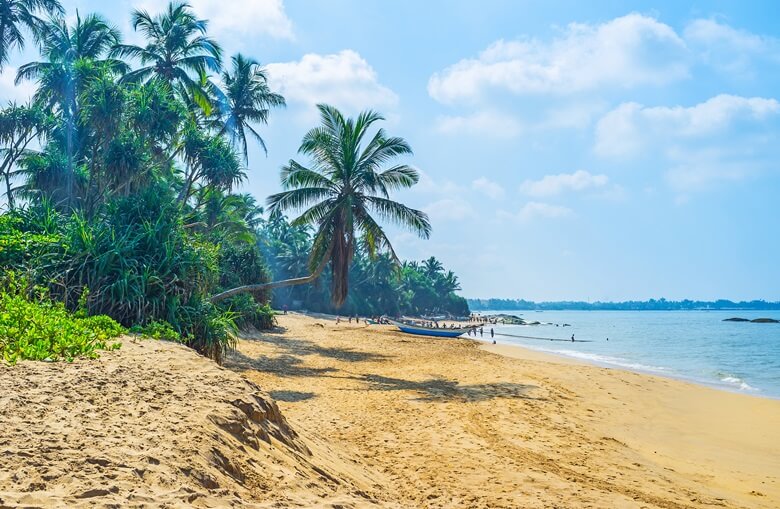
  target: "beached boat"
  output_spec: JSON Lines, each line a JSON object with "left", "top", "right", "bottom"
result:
{"left": 387, "top": 318, "right": 476, "bottom": 338}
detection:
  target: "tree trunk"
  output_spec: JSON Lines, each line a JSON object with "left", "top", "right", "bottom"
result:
{"left": 210, "top": 243, "right": 332, "bottom": 304}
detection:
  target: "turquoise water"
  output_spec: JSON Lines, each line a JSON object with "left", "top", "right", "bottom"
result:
{"left": 483, "top": 310, "right": 780, "bottom": 399}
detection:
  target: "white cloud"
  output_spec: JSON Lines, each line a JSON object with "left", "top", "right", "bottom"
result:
{"left": 472, "top": 177, "right": 505, "bottom": 199}
{"left": 423, "top": 198, "right": 475, "bottom": 222}
{"left": 684, "top": 19, "right": 780, "bottom": 73}
{"left": 428, "top": 13, "right": 688, "bottom": 104}
{"left": 664, "top": 146, "right": 767, "bottom": 194}
{"left": 414, "top": 170, "right": 463, "bottom": 196}
{"left": 435, "top": 110, "right": 522, "bottom": 137}
{"left": 520, "top": 170, "right": 608, "bottom": 197}
{"left": 595, "top": 94, "right": 780, "bottom": 157}
{"left": 189, "top": 0, "right": 294, "bottom": 40}
{"left": 499, "top": 202, "right": 573, "bottom": 223}
{"left": 266, "top": 50, "right": 398, "bottom": 118}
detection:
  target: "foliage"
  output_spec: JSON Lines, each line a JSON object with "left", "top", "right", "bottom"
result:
{"left": 260, "top": 214, "right": 469, "bottom": 317}
{"left": 268, "top": 104, "right": 431, "bottom": 306}
{"left": 130, "top": 320, "right": 181, "bottom": 342}
{"left": 0, "top": 1, "right": 466, "bottom": 365}
{"left": 0, "top": 277, "right": 123, "bottom": 364}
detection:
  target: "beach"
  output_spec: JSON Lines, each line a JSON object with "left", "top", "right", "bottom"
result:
{"left": 231, "top": 313, "right": 780, "bottom": 508}
{"left": 2, "top": 312, "right": 779, "bottom": 508}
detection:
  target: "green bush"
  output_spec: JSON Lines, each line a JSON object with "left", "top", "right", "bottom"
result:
{"left": 219, "top": 293, "right": 276, "bottom": 330}
{"left": 129, "top": 320, "right": 182, "bottom": 342}
{"left": 0, "top": 288, "right": 124, "bottom": 364}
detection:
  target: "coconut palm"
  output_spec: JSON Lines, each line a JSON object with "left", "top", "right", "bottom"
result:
{"left": 422, "top": 256, "right": 444, "bottom": 278}
{"left": 211, "top": 53, "right": 284, "bottom": 161}
{"left": 111, "top": 2, "right": 221, "bottom": 109}
{"left": 15, "top": 12, "right": 124, "bottom": 207}
{"left": 0, "top": 0, "right": 63, "bottom": 69}
{"left": 212, "top": 104, "right": 431, "bottom": 307}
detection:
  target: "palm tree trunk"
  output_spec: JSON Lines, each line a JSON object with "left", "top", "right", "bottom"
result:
{"left": 210, "top": 243, "right": 333, "bottom": 303}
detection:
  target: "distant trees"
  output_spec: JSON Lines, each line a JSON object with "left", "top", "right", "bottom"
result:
{"left": 467, "top": 298, "right": 780, "bottom": 311}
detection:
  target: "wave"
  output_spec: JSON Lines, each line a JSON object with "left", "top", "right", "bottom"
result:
{"left": 533, "top": 348, "right": 670, "bottom": 373}
{"left": 719, "top": 375, "right": 758, "bottom": 392}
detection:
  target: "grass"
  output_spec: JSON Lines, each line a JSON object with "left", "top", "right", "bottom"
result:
{"left": 0, "top": 290, "right": 125, "bottom": 364}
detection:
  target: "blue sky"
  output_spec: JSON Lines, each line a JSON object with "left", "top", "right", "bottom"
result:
{"left": 3, "top": 0, "right": 779, "bottom": 301}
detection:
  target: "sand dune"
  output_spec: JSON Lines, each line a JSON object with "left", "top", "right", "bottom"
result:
{"left": 0, "top": 337, "right": 381, "bottom": 508}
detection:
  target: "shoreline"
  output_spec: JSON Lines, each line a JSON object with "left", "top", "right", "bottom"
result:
{"left": 230, "top": 314, "right": 780, "bottom": 507}
{"left": 478, "top": 337, "right": 779, "bottom": 401}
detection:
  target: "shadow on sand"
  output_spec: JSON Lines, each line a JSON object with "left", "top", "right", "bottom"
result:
{"left": 269, "top": 390, "right": 317, "bottom": 402}
{"left": 348, "top": 374, "right": 543, "bottom": 402}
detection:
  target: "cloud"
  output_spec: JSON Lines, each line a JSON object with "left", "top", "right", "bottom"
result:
{"left": 413, "top": 170, "right": 463, "bottom": 196}
{"left": 428, "top": 13, "right": 688, "bottom": 104}
{"left": 520, "top": 170, "right": 608, "bottom": 197}
{"left": 435, "top": 110, "right": 522, "bottom": 137}
{"left": 266, "top": 50, "right": 398, "bottom": 119}
{"left": 499, "top": 202, "right": 573, "bottom": 223}
{"left": 472, "top": 177, "right": 505, "bottom": 199}
{"left": 684, "top": 18, "right": 780, "bottom": 73}
{"left": 189, "top": 0, "right": 294, "bottom": 40}
{"left": 423, "top": 198, "right": 475, "bottom": 222}
{"left": 664, "top": 145, "right": 768, "bottom": 195}
{"left": 595, "top": 94, "right": 780, "bottom": 158}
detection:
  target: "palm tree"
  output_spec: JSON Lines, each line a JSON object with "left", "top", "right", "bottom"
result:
{"left": 422, "top": 256, "right": 444, "bottom": 278}
{"left": 111, "top": 2, "right": 221, "bottom": 109}
{"left": 15, "top": 12, "right": 124, "bottom": 207}
{"left": 211, "top": 104, "right": 431, "bottom": 307}
{"left": 0, "top": 0, "right": 63, "bottom": 69}
{"left": 211, "top": 53, "right": 285, "bottom": 161}
{"left": 0, "top": 101, "right": 49, "bottom": 208}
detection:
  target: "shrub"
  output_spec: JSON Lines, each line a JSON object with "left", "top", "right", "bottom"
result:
{"left": 219, "top": 293, "right": 276, "bottom": 330}
{"left": 129, "top": 320, "right": 182, "bottom": 342}
{"left": 0, "top": 286, "right": 124, "bottom": 364}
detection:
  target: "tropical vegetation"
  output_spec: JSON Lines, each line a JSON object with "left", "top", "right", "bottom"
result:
{"left": 0, "top": 1, "right": 468, "bottom": 364}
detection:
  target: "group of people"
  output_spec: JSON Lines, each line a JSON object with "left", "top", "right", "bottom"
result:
{"left": 467, "top": 326, "right": 495, "bottom": 341}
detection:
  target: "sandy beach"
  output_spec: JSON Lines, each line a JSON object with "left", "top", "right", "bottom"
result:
{"left": 2, "top": 312, "right": 779, "bottom": 508}
{"left": 231, "top": 314, "right": 780, "bottom": 508}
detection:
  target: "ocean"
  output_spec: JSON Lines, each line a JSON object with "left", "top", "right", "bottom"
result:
{"left": 482, "top": 310, "right": 780, "bottom": 399}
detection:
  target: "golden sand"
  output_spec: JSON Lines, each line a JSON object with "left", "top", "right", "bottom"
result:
{"left": 1, "top": 313, "right": 778, "bottom": 508}
{"left": 230, "top": 313, "right": 780, "bottom": 508}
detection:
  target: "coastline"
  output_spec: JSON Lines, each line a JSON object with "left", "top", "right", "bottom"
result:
{"left": 480, "top": 337, "right": 779, "bottom": 400}
{"left": 231, "top": 313, "right": 780, "bottom": 507}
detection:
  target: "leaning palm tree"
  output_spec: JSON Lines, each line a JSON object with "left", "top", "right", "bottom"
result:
{"left": 211, "top": 53, "right": 285, "bottom": 162}
{"left": 0, "top": 0, "right": 63, "bottom": 69}
{"left": 111, "top": 2, "right": 221, "bottom": 109}
{"left": 211, "top": 104, "right": 431, "bottom": 307}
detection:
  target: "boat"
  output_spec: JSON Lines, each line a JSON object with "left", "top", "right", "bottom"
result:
{"left": 386, "top": 318, "right": 477, "bottom": 338}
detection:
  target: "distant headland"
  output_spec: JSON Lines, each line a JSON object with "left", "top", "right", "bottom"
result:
{"left": 467, "top": 298, "right": 780, "bottom": 311}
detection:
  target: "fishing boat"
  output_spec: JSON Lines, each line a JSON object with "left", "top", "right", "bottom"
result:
{"left": 386, "top": 318, "right": 477, "bottom": 338}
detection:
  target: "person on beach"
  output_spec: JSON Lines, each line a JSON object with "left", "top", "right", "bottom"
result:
{"left": 480, "top": 327, "right": 484, "bottom": 337}
{"left": 283, "top": 304, "right": 288, "bottom": 315}
{"left": 336, "top": 316, "right": 341, "bottom": 324}
{"left": 491, "top": 328, "right": 494, "bottom": 338}
{"left": 571, "top": 334, "right": 575, "bottom": 342}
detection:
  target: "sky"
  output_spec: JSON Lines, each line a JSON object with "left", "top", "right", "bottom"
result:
{"left": 2, "top": 0, "right": 780, "bottom": 301}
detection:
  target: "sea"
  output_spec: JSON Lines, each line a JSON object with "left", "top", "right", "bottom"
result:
{"left": 482, "top": 310, "right": 780, "bottom": 399}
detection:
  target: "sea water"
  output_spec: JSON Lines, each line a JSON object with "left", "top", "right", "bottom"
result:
{"left": 483, "top": 310, "right": 780, "bottom": 399}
